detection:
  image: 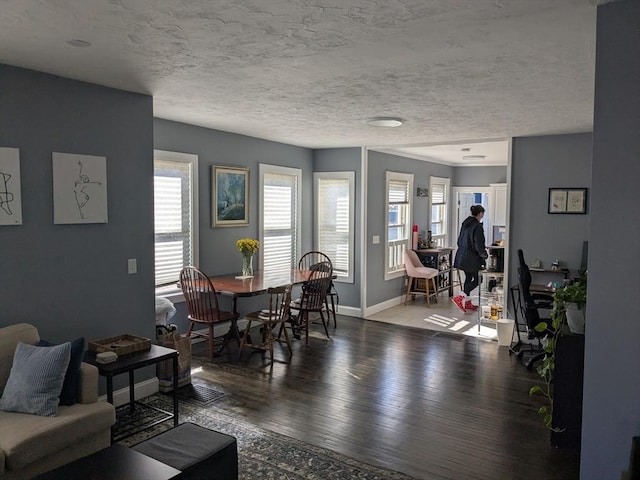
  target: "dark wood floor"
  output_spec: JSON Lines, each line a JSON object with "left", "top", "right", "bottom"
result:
{"left": 191, "top": 316, "right": 580, "bottom": 480}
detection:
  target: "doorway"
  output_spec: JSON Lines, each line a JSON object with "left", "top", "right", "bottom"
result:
{"left": 453, "top": 187, "right": 491, "bottom": 244}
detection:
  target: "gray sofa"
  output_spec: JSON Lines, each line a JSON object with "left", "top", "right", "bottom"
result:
{"left": 0, "top": 323, "right": 115, "bottom": 479}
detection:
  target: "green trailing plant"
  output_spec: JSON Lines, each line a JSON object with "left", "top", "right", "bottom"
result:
{"left": 529, "top": 272, "right": 587, "bottom": 430}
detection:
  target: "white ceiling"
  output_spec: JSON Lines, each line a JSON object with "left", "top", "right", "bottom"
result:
{"left": 0, "top": 1, "right": 598, "bottom": 166}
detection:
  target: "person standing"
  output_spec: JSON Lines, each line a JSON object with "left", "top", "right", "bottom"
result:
{"left": 453, "top": 205, "right": 488, "bottom": 313}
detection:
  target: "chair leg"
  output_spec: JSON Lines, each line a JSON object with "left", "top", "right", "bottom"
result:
{"left": 305, "top": 312, "right": 310, "bottom": 346}
{"left": 404, "top": 277, "right": 413, "bottom": 305}
{"left": 320, "top": 310, "right": 330, "bottom": 339}
{"left": 207, "top": 324, "right": 214, "bottom": 362}
{"left": 281, "top": 322, "right": 293, "bottom": 357}
{"left": 431, "top": 278, "right": 438, "bottom": 304}
{"left": 330, "top": 295, "right": 337, "bottom": 328}
{"left": 238, "top": 319, "right": 252, "bottom": 359}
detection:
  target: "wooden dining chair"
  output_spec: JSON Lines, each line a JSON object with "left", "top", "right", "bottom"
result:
{"left": 290, "top": 260, "right": 334, "bottom": 345}
{"left": 179, "top": 266, "right": 237, "bottom": 361}
{"left": 298, "top": 251, "right": 338, "bottom": 328}
{"left": 239, "top": 285, "right": 293, "bottom": 363}
{"left": 403, "top": 250, "right": 439, "bottom": 306}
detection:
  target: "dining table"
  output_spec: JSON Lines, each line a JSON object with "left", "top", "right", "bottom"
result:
{"left": 201, "top": 268, "right": 318, "bottom": 347}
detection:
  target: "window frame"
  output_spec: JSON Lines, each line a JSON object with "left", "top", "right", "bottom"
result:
{"left": 259, "top": 163, "right": 302, "bottom": 273}
{"left": 429, "top": 176, "right": 450, "bottom": 248}
{"left": 153, "top": 150, "right": 199, "bottom": 300}
{"left": 384, "top": 171, "right": 414, "bottom": 280}
{"left": 313, "top": 171, "right": 355, "bottom": 283}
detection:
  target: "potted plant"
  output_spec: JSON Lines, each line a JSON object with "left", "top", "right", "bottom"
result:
{"left": 553, "top": 272, "right": 587, "bottom": 335}
{"left": 529, "top": 271, "right": 587, "bottom": 429}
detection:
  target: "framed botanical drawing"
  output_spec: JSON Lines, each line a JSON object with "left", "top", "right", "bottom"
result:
{"left": 548, "top": 188, "right": 587, "bottom": 214}
{"left": 212, "top": 166, "right": 249, "bottom": 227}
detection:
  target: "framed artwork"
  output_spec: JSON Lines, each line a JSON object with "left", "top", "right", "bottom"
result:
{"left": 0, "top": 147, "right": 23, "bottom": 226}
{"left": 548, "top": 188, "right": 587, "bottom": 214}
{"left": 212, "top": 166, "right": 249, "bottom": 227}
{"left": 53, "top": 152, "right": 108, "bottom": 224}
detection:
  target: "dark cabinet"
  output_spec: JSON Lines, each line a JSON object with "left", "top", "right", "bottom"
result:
{"left": 551, "top": 334, "right": 585, "bottom": 449}
{"left": 414, "top": 248, "right": 454, "bottom": 297}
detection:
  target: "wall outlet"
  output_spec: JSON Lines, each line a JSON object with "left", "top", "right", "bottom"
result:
{"left": 127, "top": 258, "right": 137, "bottom": 274}
{"left": 372, "top": 235, "right": 380, "bottom": 244}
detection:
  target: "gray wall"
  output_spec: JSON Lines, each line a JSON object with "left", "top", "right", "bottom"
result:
{"left": 508, "top": 133, "right": 592, "bottom": 289}
{"left": 366, "top": 150, "right": 453, "bottom": 307}
{"left": 153, "top": 118, "right": 314, "bottom": 327}
{"left": 313, "top": 147, "right": 362, "bottom": 308}
{"left": 453, "top": 166, "right": 508, "bottom": 186}
{"left": 0, "top": 65, "right": 155, "bottom": 345}
{"left": 582, "top": 1, "right": 640, "bottom": 477}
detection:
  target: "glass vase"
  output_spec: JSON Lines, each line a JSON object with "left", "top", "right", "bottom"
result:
{"left": 241, "top": 253, "right": 254, "bottom": 278}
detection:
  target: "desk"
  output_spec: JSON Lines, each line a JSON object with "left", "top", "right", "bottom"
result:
{"left": 85, "top": 345, "right": 179, "bottom": 443}
{"left": 529, "top": 267, "right": 570, "bottom": 280}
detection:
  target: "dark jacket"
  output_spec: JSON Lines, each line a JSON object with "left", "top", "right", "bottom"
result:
{"left": 453, "top": 216, "right": 488, "bottom": 272}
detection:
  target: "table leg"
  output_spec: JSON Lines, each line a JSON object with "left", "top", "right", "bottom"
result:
{"left": 106, "top": 375, "right": 114, "bottom": 404}
{"left": 172, "top": 354, "right": 179, "bottom": 427}
{"left": 129, "top": 370, "right": 135, "bottom": 413}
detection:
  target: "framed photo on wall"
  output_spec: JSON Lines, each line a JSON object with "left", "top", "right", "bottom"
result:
{"left": 548, "top": 188, "right": 587, "bottom": 214}
{"left": 212, "top": 166, "right": 249, "bottom": 227}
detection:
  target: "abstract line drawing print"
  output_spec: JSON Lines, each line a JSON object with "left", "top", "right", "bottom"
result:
{"left": 74, "top": 161, "right": 102, "bottom": 219}
{"left": 0, "top": 171, "right": 14, "bottom": 215}
{"left": 0, "top": 147, "right": 22, "bottom": 226}
{"left": 53, "top": 152, "right": 108, "bottom": 224}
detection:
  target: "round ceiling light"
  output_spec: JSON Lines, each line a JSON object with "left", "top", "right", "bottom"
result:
{"left": 366, "top": 117, "right": 403, "bottom": 127}
{"left": 67, "top": 39, "right": 92, "bottom": 48}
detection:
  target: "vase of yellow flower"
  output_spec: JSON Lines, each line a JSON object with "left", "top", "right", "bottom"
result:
{"left": 236, "top": 238, "right": 259, "bottom": 278}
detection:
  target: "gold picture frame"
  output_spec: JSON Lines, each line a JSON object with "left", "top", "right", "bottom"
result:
{"left": 212, "top": 166, "right": 249, "bottom": 227}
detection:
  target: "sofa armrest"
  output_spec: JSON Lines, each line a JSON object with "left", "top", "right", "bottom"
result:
{"left": 77, "top": 362, "right": 99, "bottom": 404}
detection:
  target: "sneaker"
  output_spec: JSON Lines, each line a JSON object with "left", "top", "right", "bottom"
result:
{"left": 453, "top": 294, "right": 466, "bottom": 313}
{"left": 464, "top": 300, "right": 479, "bottom": 311}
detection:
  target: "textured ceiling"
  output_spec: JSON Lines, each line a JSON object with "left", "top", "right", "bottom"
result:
{"left": 0, "top": 1, "right": 597, "bottom": 164}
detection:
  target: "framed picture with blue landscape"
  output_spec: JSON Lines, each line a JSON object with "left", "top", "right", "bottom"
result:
{"left": 212, "top": 165, "right": 249, "bottom": 227}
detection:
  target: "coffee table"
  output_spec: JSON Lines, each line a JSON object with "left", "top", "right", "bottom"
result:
{"left": 35, "top": 444, "right": 180, "bottom": 479}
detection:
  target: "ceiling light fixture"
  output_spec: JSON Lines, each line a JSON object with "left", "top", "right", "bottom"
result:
{"left": 365, "top": 117, "right": 403, "bottom": 127}
{"left": 462, "top": 155, "right": 487, "bottom": 160}
{"left": 67, "top": 39, "right": 92, "bottom": 48}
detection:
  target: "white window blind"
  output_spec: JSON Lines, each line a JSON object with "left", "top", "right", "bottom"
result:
{"left": 385, "top": 171, "right": 413, "bottom": 280}
{"left": 260, "top": 165, "right": 301, "bottom": 276}
{"left": 314, "top": 172, "right": 355, "bottom": 282}
{"left": 154, "top": 153, "right": 197, "bottom": 287}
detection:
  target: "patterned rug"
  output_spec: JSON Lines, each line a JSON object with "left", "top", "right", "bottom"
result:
{"left": 117, "top": 384, "right": 418, "bottom": 480}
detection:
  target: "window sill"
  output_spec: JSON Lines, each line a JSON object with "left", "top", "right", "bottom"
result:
{"left": 155, "top": 286, "right": 185, "bottom": 304}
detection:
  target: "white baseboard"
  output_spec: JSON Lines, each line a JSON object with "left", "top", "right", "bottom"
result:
{"left": 99, "top": 377, "right": 159, "bottom": 407}
{"left": 363, "top": 295, "right": 403, "bottom": 318}
{"left": 336, "top": 305, "right": 362, "bottom": 317}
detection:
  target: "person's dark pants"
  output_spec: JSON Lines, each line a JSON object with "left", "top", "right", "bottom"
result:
{"left": 463, "top": 270, "right": 480, "bottom": 296}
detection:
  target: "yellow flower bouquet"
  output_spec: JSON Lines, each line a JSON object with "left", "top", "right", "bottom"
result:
{"left": 236, "top": 238, "right": 259, "bottom": 255}
{"left": 236, "top": 238, "right": 259, "bottom": 277}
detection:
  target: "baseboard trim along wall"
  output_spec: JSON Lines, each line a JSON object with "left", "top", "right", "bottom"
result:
{"left": 363, "top": 295, "right": 403, "bottom": 318}
{"left": 100, "top": 377, "right": 159, "bottom": 407}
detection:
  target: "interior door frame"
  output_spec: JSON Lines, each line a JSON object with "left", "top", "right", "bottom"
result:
{"left": 452, "top": 187, "right": 492, "bottom": 245}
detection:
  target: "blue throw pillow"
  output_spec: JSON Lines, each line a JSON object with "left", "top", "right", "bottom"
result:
{"left": 0, "top": 341, "right": 71, "bottom": 416}
{"left": 38, "top": 337, "right": 85, "bottom": 406}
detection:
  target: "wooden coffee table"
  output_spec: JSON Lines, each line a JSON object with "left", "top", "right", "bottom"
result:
{"left": 35, "top": 444, "right": 180, "bottom": 479}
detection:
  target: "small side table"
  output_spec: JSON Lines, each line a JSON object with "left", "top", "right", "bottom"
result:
{"left": 85, "top": 344, "right": 179, "bottom": 443}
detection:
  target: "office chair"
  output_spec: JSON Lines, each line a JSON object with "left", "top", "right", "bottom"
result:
{"left": 516, "top": 249, "right": 555, "bottom": 369}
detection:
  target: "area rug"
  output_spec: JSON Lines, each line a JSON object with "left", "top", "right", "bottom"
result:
{"left": 118, "top": 386, "right": 418, "bottom": 480}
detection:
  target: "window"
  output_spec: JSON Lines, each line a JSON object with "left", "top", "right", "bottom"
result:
{"left": 429, "top": 176, "right": 450, "bottom": 247}
{"left": 259, "top": 164, "right": 302, "bottom": 276}
{"left": 314, "top": 171, "right": 355, "bottom": 283}
{"left": 154, "top": 150, "right": 198, "bottom": 290}
{"left": 385, "top": 171, "right": 413, "bottom": 280}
